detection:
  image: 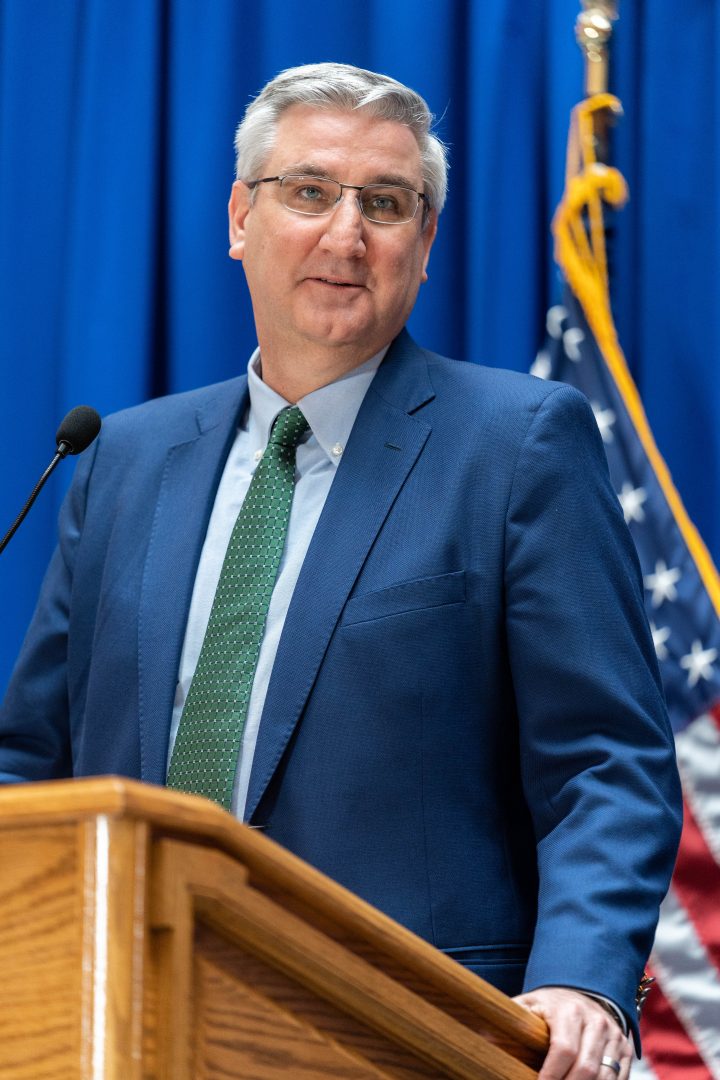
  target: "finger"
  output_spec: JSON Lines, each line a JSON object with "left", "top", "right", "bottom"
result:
{"left": 611, "top": 1030, "right": 634, "bottom": 1080}
{"left": 622, "top": 1041, "right": 636, "bottom": 1080}
{"left": 597, "top": 1035, "right": 633, "bottom": 1080}
{"left": 563, "top": 1014, "right": 618, "bottom": 1080}
{"left": 534, "top": 1004, "right": 584, "bottom": 1079}
{"left": 605, "top": 1043, "right": 634, "bottom": 1080}
{"left": 537, "top": 1034, "right": 577, "bottom": 1079}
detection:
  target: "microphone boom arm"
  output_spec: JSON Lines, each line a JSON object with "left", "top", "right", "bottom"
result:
{"left": 0, "top": 451, "right": 64, "bottom": 556}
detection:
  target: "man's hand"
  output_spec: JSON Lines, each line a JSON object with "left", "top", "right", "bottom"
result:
{"left": 513, "top": 987, "right": 633, "bottom": 1080}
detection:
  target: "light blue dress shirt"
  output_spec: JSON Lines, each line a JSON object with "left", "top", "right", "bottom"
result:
{"left": 168, "top": 346, "right": 386, "bottom": 819}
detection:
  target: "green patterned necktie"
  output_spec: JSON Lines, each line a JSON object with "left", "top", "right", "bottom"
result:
{"left": 167, "top": 404, "right": 309, "bottom": 809}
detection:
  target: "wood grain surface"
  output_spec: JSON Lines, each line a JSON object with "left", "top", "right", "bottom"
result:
{"left": 0, "top": 823, "right": 83, "bottom": 1078}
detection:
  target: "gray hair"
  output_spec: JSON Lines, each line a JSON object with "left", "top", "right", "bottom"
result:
{"left": 234, "top": 62, "right": 448, "bottom": 216}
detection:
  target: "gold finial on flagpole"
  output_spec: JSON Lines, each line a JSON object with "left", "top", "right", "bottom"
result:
{"left": 576, "top": 2, "right": 618, "bottom": 96}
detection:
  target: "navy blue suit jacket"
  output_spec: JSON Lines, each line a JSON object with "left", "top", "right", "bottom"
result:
{"left": 0, "top": 331, "right": 681, "bottom": 1040}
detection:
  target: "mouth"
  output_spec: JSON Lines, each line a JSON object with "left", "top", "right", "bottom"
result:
{"left": 308, "top": 277, "right": 365, "bottom": 289}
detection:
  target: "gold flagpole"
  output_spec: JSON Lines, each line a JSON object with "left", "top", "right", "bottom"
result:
{"left": 576, "top": 2, "right": 618, "bottom": 96}
{"left": 575, "top": 3, "right": 620, "bottom": 165}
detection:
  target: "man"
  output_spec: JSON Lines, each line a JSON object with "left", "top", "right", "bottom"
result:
{"left": 0, "top": 63, "right": 680, "bottom": 1079}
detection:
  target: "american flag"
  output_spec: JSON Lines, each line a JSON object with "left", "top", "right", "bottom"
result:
{"left": 533, "top": 290, "right": 720, "bottom": 1079}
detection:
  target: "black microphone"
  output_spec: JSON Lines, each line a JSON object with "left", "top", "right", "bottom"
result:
{"left": 56, "top": 405, "right": 102, "bottom": 457}
{"left": 0, "top": 405, "right": 102, "bottom": 556}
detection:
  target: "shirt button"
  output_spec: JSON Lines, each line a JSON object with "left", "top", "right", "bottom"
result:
{"left": 254, "top": 449, "right": 263, "bottom": 462}
{"left": 331, "top": 443, "right": 343, "bottom": 457}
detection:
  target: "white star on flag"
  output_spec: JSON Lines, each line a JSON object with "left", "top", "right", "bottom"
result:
{"left": 649, "top": 621, "right": 671, "bottom": 661}
{"left": 562, "top": 327, "right": 585, "bottom": 361}
{"left": 644, "top": 560, "right": 682, "bottom": 608}
{"left": 546, "top": 305, "right": 567, "bottom": 339}
{"left": 591, "top": 402, "right": 616, "bottom": 443}
{"left": 618, "top": 482, "right": 648, "bottom": 524}
{"left": 530, "top": 350, "right": 552, "bottom": 380}
{"left": 679, "top": 640, "right": 718, "bottom": 688}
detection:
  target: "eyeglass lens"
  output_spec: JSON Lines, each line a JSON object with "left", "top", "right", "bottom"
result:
{"left": 279, "top": 175, "right": 419, "bottom": 223}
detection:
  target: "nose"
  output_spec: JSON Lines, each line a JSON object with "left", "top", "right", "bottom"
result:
{"left": 317, "top": 192, "right": 367, "bottom": 258}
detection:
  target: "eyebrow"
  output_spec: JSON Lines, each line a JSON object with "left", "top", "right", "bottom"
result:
{"left": 280, "top": 163, "right": 420, "bottom": 190}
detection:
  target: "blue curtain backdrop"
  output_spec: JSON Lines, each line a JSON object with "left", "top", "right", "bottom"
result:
{"left": 1, "top": 0, "right": 718, "bottom": 692}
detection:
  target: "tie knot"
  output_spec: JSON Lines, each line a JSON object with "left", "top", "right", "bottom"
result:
{"left": 269, "top": 405, "right": 309, "bottom": 450}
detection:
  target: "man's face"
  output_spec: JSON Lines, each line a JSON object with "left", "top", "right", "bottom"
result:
{"left": 228, "top": 105, "right": 437, "bottom": 367}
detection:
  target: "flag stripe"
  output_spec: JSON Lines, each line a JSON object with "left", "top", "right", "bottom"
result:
{"left": 640, "top": 964, "right": 715, "bottom": 1080}
{"left": 631, "top": 1055, "right": 660, "bottom": 1079}
{"left": 651, "top": 886, "right": 720, "bottom": 1075}
{"left": 675, "top": 711, "right": 720, "bottom": 865}
{"left": 670, "top": 797, "right": 720, "bottom": 973}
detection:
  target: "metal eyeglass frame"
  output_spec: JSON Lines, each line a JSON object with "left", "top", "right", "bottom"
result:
{"left": 245, "top": 174, "right": 430, "bottom": 225}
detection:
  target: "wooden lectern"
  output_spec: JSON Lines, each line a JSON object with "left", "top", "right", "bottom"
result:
{"left": 0, "top": 777, "right": 547, "bottom": 1079}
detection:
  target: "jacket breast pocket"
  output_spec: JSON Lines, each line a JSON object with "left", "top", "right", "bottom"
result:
{"left": 340, "top": 570, "right": 466, "bottom": 626}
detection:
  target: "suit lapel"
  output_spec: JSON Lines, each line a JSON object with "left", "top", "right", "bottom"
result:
{"left": 245, "top": 333, "right": 435, "bottom": 820}
{"left": 138, "top": 378, "right": 248, "bottom": 783}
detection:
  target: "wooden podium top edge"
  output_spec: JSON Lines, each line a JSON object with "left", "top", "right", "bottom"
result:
{"left": 0, "top": 774, "right": 227, "bottom": 829}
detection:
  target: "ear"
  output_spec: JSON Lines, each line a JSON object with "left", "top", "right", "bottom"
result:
{"left": 420, "top": 210, "right": 438, "bottom": 283}
{"left": 228, "top": 180, "right": 251, "bottom": 260}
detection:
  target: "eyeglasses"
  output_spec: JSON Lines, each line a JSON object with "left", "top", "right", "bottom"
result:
{"left": 246, "top": 174, "right": 429, "bottom": 225}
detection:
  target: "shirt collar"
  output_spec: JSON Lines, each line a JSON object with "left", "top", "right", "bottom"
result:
{"left": 245, "top": 346, "right": 387, "bottom": 467}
